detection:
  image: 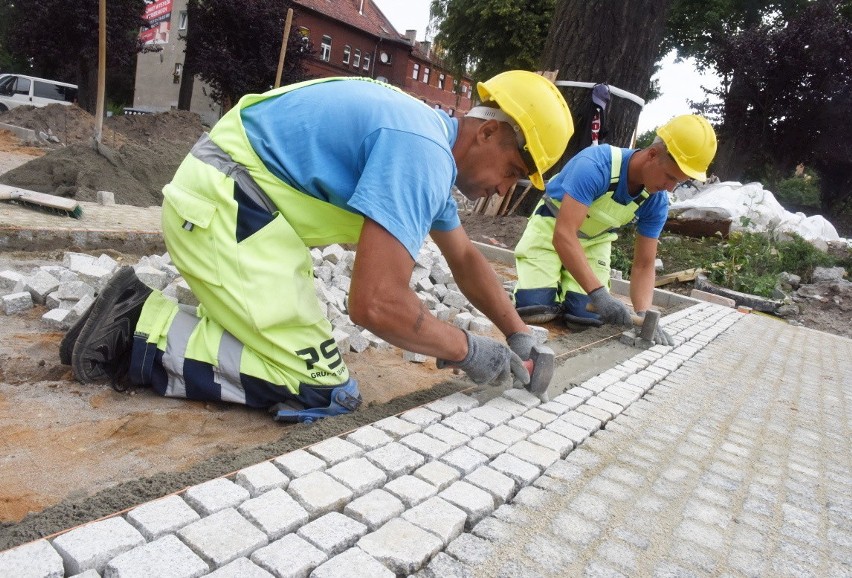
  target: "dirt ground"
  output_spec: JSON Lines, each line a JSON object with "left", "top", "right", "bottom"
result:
{"left": 0, "top": 110, "right": 848, "bottom": 549}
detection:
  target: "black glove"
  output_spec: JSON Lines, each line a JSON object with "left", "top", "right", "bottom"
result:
{"left": 588, "top": 287, "right": 633, "bottom": 327}
{"left": 636, "top": 311, "right": 674, "bottom": 346}
{"left": 507, "top": 331, "right": 534, "bottom": 360}
{"left": 438, "top": 330, "right": 530, "bottom": 386}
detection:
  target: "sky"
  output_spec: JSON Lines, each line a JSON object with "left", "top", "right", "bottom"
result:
{"left": 370, "top": 0, "right": 719, "bottom": 134}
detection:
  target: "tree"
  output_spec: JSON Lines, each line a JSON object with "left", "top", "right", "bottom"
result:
{"left": 429, "top": 0, "right": 556, "bottom": 81}
{"left": 182, "top": 0, "right": 312, "bottom": 112}
{"left": 5, "top": 0, "right": 144, "bottom": 113}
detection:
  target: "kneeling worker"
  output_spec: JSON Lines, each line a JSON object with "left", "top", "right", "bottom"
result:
{"left": 61, "top": 71, "right": 574, "bottom": 422}
{"left": 513, "top": 114, "right": 717, "bottom": 345}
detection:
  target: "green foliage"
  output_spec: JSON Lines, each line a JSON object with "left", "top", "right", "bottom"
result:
{"left": 706, "top": 231, "right": 836, "bottom": 296}
{"left": 185, "top": 0, "right": 311, "bottom": 110}
{"left": 610, "top": 228, "right": 635, "bottom": 278}
{"left": 634, "top": 129, "right": 656, "bottom": 149}
{"left": 429, "top": 0, "right": 555, "bottom": 81}
{"left": 774, "top": 174, "right": 822, "bottom": 209}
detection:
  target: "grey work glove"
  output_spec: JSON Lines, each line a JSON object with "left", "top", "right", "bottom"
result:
{"left": 437, "top": 330, "right": 530, "bottom": 387}
{"left": 588, "top": 287, "right": 633, "bottom": 327}
{"left": 507, "top": 331, "right": 535, "bottom": 360}
{"left": 636, "top": 311, "right": 674, "bottom": 346}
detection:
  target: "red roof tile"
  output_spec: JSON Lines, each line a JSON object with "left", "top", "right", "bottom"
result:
{"left": 293, "top": 0, "right": 407, "bottom": 42}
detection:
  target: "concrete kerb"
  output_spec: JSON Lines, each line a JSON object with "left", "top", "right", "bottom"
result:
{"left": 0, "top": 122, "right": 38, "bottom": 145}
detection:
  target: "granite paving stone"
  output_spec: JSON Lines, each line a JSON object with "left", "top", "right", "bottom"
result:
{"left": 177, "top": 508, "right": 268, "bottom": 570}
{"left": 125, "top": 495, "right": 201, "bottom": 541}
{"left": 440, "top": 445, "right": 489, "bottom": 475}
{"left": 372, "top": 416, "right": 421, "bottom": 438}
{"left": 501, "top": 388, "right": 541, "bottom": 408}
{"left": 307, "top": 437, "right": 364, "bottom": 466}
{"left": 344, "top": 425, "right": 393, "bottom": 451}
{"left": 506, "top": 440, "right": 560, "bottom": 470}
{"left": 483, "top": 396, "right": 528, "bottom": 417}
{"left": 441, "top": 412, "right": 490, "bottom": 437}
{"left": 287, "top": 471, "right": 354, "bottom": 518}
{"left": 357, "top": 518, "right": 443, "bottom": 575}
{"left": 466, "top": 406, "right": 512, "bottom": 427}
{"left": 0, "top": 539, "right": 64, "bottom": 578}
{"left": 399, "top": 432, "right": 452, "bottom": 460}
{"left": 485, "top": 424, "right": 528, "bottom": 446}
{"left": 273, "top": 449, "right": 326, "bottom": 478}
{"left": 237, "top": 488, "right": 310, "bottom": 540}
{"left": 250, "top": 534, "right": 327, "bottom": 578}
{"left": 464, "top": 466, "right": 516, "bottom": 504}
{"left": 438, "top": 481, "right": 495, "bottom": 529}
{"left": 343, "top": 489, "right": 405, "bottom": 531}
{"left": 296, "top": 512, "right": 368, "bottom": 556}
{"left": 309, "top": 547, "right": 394, "bottom": 578}
{"left": 324, "top": 457, "right": 387, "bottom": 495}
{"left": 203, "top": 557, "right": 274, "bottom": 578}
{"left": 466, "top": 435, "right": 507, "bottom": 459}
{"left": 234, "top": 462, "right": 290, "bottom": 497}
{"left": 102, "top": 534, "right": 208, "bottom": 578}
{"left": 399, "top": 407, "right": 443, "bottom": 427}
{"left": 423, "top": 423, "right": 471, "bottom": 448}
{"left": 51, "top": 517, "right": 145, "bottom": 575}
{"left": 412, "top": 461, "right": 462, "bottom": 491}
{"left": 401, "top": 496, "right": 468, "bottom": 545}
{"left": 383, "top": 474, "right": 438, "bottom": 508}
{"left": 364, "top": 442, "right": 426, "bottom": 478}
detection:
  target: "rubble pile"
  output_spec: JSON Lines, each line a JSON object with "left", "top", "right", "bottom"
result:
{"left": 0, "top": 240, "right": 549, "bottom": 361}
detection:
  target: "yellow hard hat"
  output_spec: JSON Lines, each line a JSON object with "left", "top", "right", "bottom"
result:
{"left": 477, "top": 71, "right": 573, "bottom": 190}
{"left": 656, "top": 114, "right": 717, "bottom": 181}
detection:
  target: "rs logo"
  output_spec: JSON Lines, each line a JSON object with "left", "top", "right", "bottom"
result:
{"left": 295, "top": 338, "right": 342, "bottom": 370}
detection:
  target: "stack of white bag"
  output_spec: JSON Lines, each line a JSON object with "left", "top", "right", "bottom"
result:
{"left": 668, "top": 181, "right": 846, "bottom": 246}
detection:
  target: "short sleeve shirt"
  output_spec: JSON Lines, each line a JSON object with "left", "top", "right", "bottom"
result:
{"left": 241, "top": 79, "right": 461, "bottom": 258}
{"left": 545, "top": 144, "right": 669, "bottom": 238}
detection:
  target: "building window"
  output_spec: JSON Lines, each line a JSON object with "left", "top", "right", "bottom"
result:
{"left": 178, "top": 11, "right": 188, "bottom": 31}
{"left": 453, "top": 79, "right": 459, "bottom": 92}
{"left": 343, "top": 45, "right": 351, "bottom": 64}
{"left": 363, "top": 52, "right": 371, "bottom": 71}
{"left": 438, "top": 73, "right": 445, "bottom": 90}
{"left": 449, "top": 109, "right": 455, "bottom": 117}
{"left": 461, "top": 83, "right": 468, "bottom": 96}
{"left": 422, "top": 67, "right": 430, "bottom": 84}
{"left": 173, "top": 63, "right": 182, "bottom": 83}
{"left": 412, "top": 63, "right": 419, "bottom": 80}
{"left": 320, "top": 35, "right": 332, "bottom": 62}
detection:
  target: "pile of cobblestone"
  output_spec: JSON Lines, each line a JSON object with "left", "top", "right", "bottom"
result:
{"left": 0, "top": 240, "right": 547, "bottom": 358}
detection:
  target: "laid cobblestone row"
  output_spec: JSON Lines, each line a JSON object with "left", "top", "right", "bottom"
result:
{"left": 2, "top": 303, "right": 799, "bottom": 577}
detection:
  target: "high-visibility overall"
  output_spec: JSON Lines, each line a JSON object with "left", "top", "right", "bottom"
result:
{"left": 514, "top": 147, "right": 648, "bottom": 307}
{"left": 127, "top": 78, "right": 405, "bottom": 412}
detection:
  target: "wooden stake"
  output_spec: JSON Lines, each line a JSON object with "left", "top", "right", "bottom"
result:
{"left": 274, "top": 8, "right": 294, "bottom": 89}
{"left": 94, "top": 0, "right": 106, "bottom": 144}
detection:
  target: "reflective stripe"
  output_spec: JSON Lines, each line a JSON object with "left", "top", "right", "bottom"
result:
{"left": 215, "top": 329, "right": 246, "bottom": 405}
{"left": 161, "top": 309, "right": 200, "bottom": 399}
{"left": 191, "top": 133, "right": 276, "bottom": 214}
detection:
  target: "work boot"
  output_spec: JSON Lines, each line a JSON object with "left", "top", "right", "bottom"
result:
{"left": 71, "top": 266, "right": 152, "bottom": 385}
{"left": 515, "top": 304, "right": 563, "bottom": 324}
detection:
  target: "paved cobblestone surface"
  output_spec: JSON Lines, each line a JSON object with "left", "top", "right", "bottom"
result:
{"left": 2, "top": 303, "right": 850, "bottom": 577}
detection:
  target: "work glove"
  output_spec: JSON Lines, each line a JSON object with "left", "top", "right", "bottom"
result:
{"left": 588, "top": 287, "right": 633, "bottom": 327}
{"left": 507, "top": 331, "right": 534, "bottom": 360}
{"left": 437, "top": 330, "right": 530, "bottom": 387}
{"left": 636, "top": 311, "right": 674, "bottom": 346}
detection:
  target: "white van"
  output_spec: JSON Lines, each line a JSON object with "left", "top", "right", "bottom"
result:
{"left": 0, "top": 74, "right": 78, "bottom": 112}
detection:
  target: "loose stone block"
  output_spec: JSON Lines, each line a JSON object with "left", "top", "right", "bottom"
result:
{"left": 311, "top": 547, "right": 394, "bottom": 578}
{"left": 251, "top": 534, "right": 327, "bottom": 578}
{"left": 346, "top": 425, "right": 393, "bottom": 451}
{"left": 343, "top": 489, "right": 405, "bottom": 531}
{"left": 184, "top": 478, "right": 250, "bottom": 516}
{"left": 42, "top": 307, "right": 72, "bottom": 329}
{"left": 0, "top": 539, "right": 64, "bottom": 578}
{"left": 550, "top": 393, "right": 585, "bottom": 410}
{"left": 438, "top": 481, "right": 496, "bottom": 529}
{"left": 506, "top": 440, "right": 560, "bottom": 471}
{"left": 528, "top": 429, "right": 575, "bottom": 458}
{"left": 469, "top": 316, "right": 493, "bottom": 333}
{"left": 399, "top": 407, "right": 442, "bottom": 427}
{"left": 357, "top": 518, "right": 443, "bottom": 575}
{"left": 441, "top": 445, "right": 489, "bottom": 476}
{"left": 423, "top": 423, "right": 471, "bottom": 449}
{"left": 403, "top": 350, "right": 429, "bottom": 363}
{"left": 399, "top": 432, "right": 452, "bottom": 460}
{"left": 297, "top": 512, "right": 368, "bottom": 556}
{"left": 0, "top": 270, "right": 25, "bottom": 294}
{"left": 235, "top": 462, "right": 289, "bottom": 497}
{"left": 237, "top": 488, "right": 309, "bottom": 540}
{"left": 412, "top": 461, "right": 461, "bottom": 492}
{"left": 51, "top": 516, "right": 145, "bottom": 575}
{"left": 452, "top": 311, "right": 474, "bottom": 329}
{"left": 273, "top": 449, "right": 326, "bottom": 478}
{"left": 383, "top": 474, "right": 438, "bottom": 508}
{"left": 372, "top": 416, "right": 421, "bottom": 438}
{"left": 442, "top": 412, "right": 490, "bottom": 437}
{"left": 126, "top": 494, "right": 201, "bottom": 541}
{"left": 465, "top": 465, "right": 517, "bottom": 504}
{"left": 287, "top": 471, "right": 354, "bottom": 518}
{"left": 489, "top": 453, "right": 541, "bottom": 487}
{"left": 502, "top": 388, "right": 542, "bottom": 408}
{"left": 365, "top": 442, "right": 426, "bottom": 478}
{"left": 467, "top": 405, "right": 512, "bottom": 427}
{"left": 103, "top": 534, "right": 208, "bottom": 578}
{"left": 325, "top": 457, "right": 388, "bottom": 495}
{"left": 178, "top": 508, "right": 268, "bottom": 570}
{"left": 308, "top": 437, "right": 364, "bottom": 466}
{"left": 402, "top": 496, "right": 468, "bottom": 545}
{"left": 528, "top": 324, "right": 549, "bottom": 345}
{"left": 484, "top": 396, "right": 527, "bottom": 417}
{"left": 2, "top": 291, "right": 33, "bottom": 314}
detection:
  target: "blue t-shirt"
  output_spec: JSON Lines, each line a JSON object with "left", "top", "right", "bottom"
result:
{"left": 545, "top": 144, "right": 669, "bottom": 238}
{"left": 241, "top": 79, "right": 461, "bottom": 258}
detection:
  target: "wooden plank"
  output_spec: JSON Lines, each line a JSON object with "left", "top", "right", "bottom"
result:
{"left": 654, "top": 267, "right": 702, "bottom": 287}
{"left": 483, "top": 192, "right": 504, "bottom": 216}
{"left": 507, "top": 183, "right": 534, "bottom": 215}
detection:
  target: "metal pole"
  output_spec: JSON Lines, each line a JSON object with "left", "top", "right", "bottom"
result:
{"left": 94, "top": 0, "right": 106, "bottom": 144}
{"left": 274, "top": 8, "right": 294, "bottom": 89}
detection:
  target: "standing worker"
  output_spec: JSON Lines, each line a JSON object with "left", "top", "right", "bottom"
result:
{"left": 62, "top": 72, "right": 574, "bottom": 422}
{"left": 513, "top": 114, "right": 716, "bottom": 345}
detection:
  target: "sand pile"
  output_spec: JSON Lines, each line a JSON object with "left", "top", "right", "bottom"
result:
{"left": 0, "top": 104, "right": 206, "bottom": 207}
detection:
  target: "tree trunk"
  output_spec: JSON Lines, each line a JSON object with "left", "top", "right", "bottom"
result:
{"left": 76, "top": 57, "right": 99, "bottom": 115}
{"left": 712, "top": 72, "right": 751, "bottom": 181}
{"left": 177, "top": 67, "right": 195, "bottom": 110}
{"left": 541, "top": 0, "right": 672, "bottom": 165}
